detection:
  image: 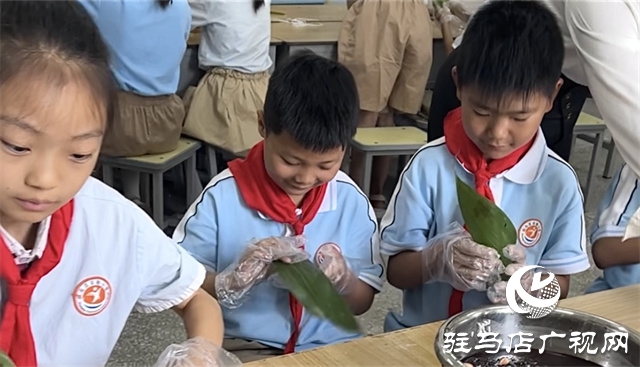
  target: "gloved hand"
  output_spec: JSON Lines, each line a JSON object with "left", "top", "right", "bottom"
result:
{"left": 315, "top": 243, "right": 358, "bottom": 295}
{"left": 153, "top": 338, "right": 242, "bottom": 367}
{"left": 423, "top": 223, "right": 505, "bottom": 292}
{"left": 487, "top": 245, "right": 533, "bottom": 304}
{"left": 215, "top": 236, "right": 309, "bottom": 308}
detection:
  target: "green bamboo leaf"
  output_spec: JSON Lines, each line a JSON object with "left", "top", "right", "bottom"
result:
{"left": 271, "top": 260, "right": 361, "bottom": 333}
{"left": 0, "top": 351, "right": 15, "bottom": 367}
{"left": 455, "top": 176, "right": 517, "bottom": 269}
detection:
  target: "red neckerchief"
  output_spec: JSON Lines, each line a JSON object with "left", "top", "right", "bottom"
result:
{"left": 443, "top": 107, "right": 534, "bottom": 316}
{"left": 228, "top": 141, "right": 327, "bottom": 354}
{"left": 0, "top": 200, "right": 74, "bottom": 366}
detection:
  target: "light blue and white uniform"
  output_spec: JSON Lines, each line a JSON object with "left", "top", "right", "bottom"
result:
{"left": 173, "top": 170, "right": 384, "bottom": 351}
{"left": 380, "top": 131, "right": 591, "bottom": 331}
{"left": 586, "top": 164, "right": 640, "bottom": 293}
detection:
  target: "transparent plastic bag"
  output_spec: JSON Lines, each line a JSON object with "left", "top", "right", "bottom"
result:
{"left": 153, "top": 338, "right": 242, "bottom": 367}
{"left": 215, "top": 235, "right": 309, "bottom": 309}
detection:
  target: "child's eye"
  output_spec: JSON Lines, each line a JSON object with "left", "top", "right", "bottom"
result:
{"left": 282, "top": 158, "right": 298, "bottom": 166}
{"left": 71, "top": 153, "right": 93, "bottom": 163}
{"left": 1, "top": 139, "right": 30, "bottom": 154}
{"left": 473, "top": 110, "right": 490, "bottom": 117}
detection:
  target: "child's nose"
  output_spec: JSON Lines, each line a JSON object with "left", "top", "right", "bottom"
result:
{"left": 25, "top": 158, "right": 58, "bottom": 190}
{"left": 487, "top": 117, "right": 511, "bottom": 141}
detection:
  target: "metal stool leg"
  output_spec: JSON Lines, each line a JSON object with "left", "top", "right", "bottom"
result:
{"left": 603, "top": 139, "right": 616, "bottom": 179}
{"left": 186, "top": 155, "right": 202, "bottom": 204}
{"left": 362, "top": 152, "right": 373, "bottom": 197}
{"left": 206, "top": 145, "right": 218, "bottom": 178}
{"left": 584, "top": 132, "right": 603, "bottom": 204}
{"left": 151, "top": 172, "right": 164, "bottom": 229}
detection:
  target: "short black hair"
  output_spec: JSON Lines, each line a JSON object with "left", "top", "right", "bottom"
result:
{"left": 456, "top": 0, "right": 564, "bottom": 104}
{"left": 0, "top": 0, "right": 117, "bottom": 129}
{"left": 263, "top": 50, "right": 359, "bottom": 152}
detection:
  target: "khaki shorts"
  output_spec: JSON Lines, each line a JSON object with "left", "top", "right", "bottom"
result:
{"left": 223, "top": 338, "right": 283, "bottom": 363}
{"left": 182, "top": 68, "right": 269, "bottom": 156}
{"left": 338, "top": 0, "right": 433, "bottom": 114}
{"left": 101, "top": 92, "right": 185, "bottom": 157}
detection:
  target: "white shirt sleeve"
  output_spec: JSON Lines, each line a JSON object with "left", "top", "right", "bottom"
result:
{"left": 134, "top": 210, "right": 206, "bottom": 313}
{"left": 188, "top": 0, "right": 216, "bottom": 30}
{"left": 565, "top": 1, "right": 640, "bottom": 178}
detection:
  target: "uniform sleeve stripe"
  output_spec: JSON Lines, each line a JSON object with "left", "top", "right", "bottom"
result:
{"left": 173, "top": 170, "right": 234, "bottom": 244}
{"left": 335, "top": 179, "right": 385, "bottom": 280}
{"left": 380, "top": 140, "right": 446, "bottom": 241}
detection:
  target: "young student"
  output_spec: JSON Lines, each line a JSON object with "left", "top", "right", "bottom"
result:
{"left": 338, "top": 0, "right": 432, "bottom": 215}
{"left": 174, "top": 51, "right": 385, "bottom": 362}
{"left": 79, "top": 0, "right": 191, "bottom": 208}
{"left": 586, "top": 164, "right": 640, "bottom": 293}
{"left": 379, "top": 0, "right": 591, "bottom": 331}
{"left": 182, "top": 0, "right": 272, "bottom": 158}
{"left": 0, "top": 1, "right": 228, "bottom": 365}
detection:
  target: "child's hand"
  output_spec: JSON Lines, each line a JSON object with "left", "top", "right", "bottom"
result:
{"left": 487, "top": 245, "right": 533, "bottom": 304}
{"left": 153, "top": 337, "right": 241, "bottom": 367}
{"left": 424, "top": 224, "right": 504, "bottom": 292}
{"left": 215, "top": 236, "right": 309, "bottom": 308}
{"left": 316, "top": 243, "right": 358, "bottom": 294}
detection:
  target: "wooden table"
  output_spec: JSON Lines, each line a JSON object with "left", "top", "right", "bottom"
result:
{"left": 271, "top": 4, "right": 347, "bottom": 22}
{"left": 245, "top": 285, "right": 640, "bottom": 366}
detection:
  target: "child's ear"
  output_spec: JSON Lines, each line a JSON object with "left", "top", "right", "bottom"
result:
{"left": 451, "top": 66, "right": 462, "bottom": 101}
{"left": 257, "top": 110, "right": 266, "bottom": 138}
{"left": 545, "top": 78, "right": 564, "bottom": 112}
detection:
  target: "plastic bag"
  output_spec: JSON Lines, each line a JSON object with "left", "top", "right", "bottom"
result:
{"left": 153, "top": 338, "right": 242, "bottom": 367}
{"left": 215, "top": 235, "right": 309, "bottom": 309}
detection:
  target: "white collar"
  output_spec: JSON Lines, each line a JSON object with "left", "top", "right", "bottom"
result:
{"left": 0, "top": 216, "right": 52, "bottom": 264}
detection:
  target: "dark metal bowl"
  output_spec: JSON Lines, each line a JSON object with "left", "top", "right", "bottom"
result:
{"left": 434, "top": 305, "right": 640, "bottom": 367}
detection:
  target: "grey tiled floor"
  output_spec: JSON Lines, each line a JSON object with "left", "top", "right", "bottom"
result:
{"left": 107, "top": 100, "right": 621, "bottom": 365}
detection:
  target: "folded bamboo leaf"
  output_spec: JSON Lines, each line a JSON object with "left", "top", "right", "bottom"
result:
{"left": 271, "top": 260, "right": 360, "bottom": 333}
{"left": 0, "top": 352, "right": 15, "bottom": 367}
{"left": 455, "top": 176, "right": 517, "bottom": 268}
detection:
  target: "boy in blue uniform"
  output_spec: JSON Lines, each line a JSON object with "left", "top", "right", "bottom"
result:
{"left": 586, "top": 164, "right": 640, "bottom": 293}
{"left": 380, "top": 0, "right": 591, "bottom": 332}
{"left": 174, "top": 52, "right": 384, "bottom": 362}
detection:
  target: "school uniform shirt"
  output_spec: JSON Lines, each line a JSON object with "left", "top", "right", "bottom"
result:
{"left": 453, "top": 0, "right": 640, "bottom": 181}
{"left": 173, "top": 170, "right": 384, "bottom": 351}
{"left": 586, "top": 164, "right": 640, "bottom": 293}
{"left": 379, "top": 131, "right": 591, "bottom": 331}
{"left": 78, "top": 0, "right": 191, "bottom": 96}
{"left": 0, "top": 177, "right": 205, "bottom": 366}
{"left": 188, "top": 0, "right": 273, "bottom": 73}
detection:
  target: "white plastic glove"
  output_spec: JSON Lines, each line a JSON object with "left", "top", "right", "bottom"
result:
{"left": 215, "top": 236, "right": 309, "bottom": 308}
{"left": 423, "top": 223, "right": 505, "bottom": 292}
{"left": 315, "top": 243, "right": 359, "bottom": 295}
{"left": 153, "top": 338, "right": 242, "bottom": 367}
{"left": 486, "top": 245, "right": 533, "bottom": 304}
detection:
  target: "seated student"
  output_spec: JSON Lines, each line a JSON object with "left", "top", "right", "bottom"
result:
{"left": 0, "top": 1, "right": 227, "bottom": 365}
{"left": 586, "top": 164, "right": 640, "bottom": 293}
{"left": 174, "top": 51, "right": 384, "bottom": 362}
{"left": 79, "top": 0, "right": 191, "bottom": 208}
{"left": 183, "top": 0, "right": 272, "bottom": 157}
{"left": 379, "top": 0, "right": 591, "bottom": 331}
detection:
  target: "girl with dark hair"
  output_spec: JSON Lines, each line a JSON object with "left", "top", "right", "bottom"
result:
{"left": 0, "top": 1, "right": 231, "bottom": 365}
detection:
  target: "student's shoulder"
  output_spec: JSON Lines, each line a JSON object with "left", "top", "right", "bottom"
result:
{"left": 74, "top": 177, "right": 145, "bottom": 215}
{"left": 540, "top": 149, "right": 583, "bottom": 194}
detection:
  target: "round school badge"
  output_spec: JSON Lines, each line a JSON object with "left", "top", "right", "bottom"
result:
{"left": 518, "top": 219, "right": 543, "bottom": 247}
{"left": 73, "top": 276, "right": 112, "bottom": 316}
{"left": 314, "top": 243, "right": 341, "bottom": 266}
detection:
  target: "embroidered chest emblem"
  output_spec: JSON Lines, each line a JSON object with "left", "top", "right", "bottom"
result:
{"left": 73, "top": 276, "right": 112, "bottom": 316}
{"left": 518, "top": 219, "right": 543, "bottom": 247}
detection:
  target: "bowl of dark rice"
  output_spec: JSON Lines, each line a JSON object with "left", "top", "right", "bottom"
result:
{"left": 434, "top": 305, "right": 640, "bottom": 367}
